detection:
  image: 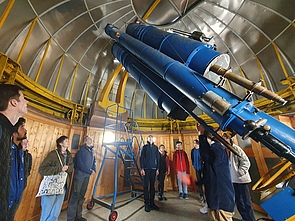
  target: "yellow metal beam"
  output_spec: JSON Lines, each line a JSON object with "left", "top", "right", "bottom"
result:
{"left": 35, "top": 38, "right": 52, "bottom": 82}
{"left": 0, "top": 0, "right": 15, "bottom": 28}
{"left": 272, "top": 42, "right": 289, "bottom": 79}
{"left": 115, "top": 70, "right": 128, "bottom": 105}
{"left": 238, "top": 66, "right": 248, "bottom": 95}
{"left": 98, "top": 63, "right": 125, "bottom": 114}
{"left": 17, "top": 18, "right": 38, "bottom": 63}
{"left": 142, "top": 0, "right": 162, "bottom": 21}
{"left": 53, "top": 53, "right": 65, "bottom": 93}
{"left": 255, "top": 56, "right": 267, "bottom": 87}
{"left": 83, "top": 73, "right": 91, "bottom": 106}
{"left": 69, "top": 65, "right": 78, "bottom": 100}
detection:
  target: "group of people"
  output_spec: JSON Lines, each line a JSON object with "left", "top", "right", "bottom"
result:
{"left": 0, "top": 84, "right": 29, "bottom": 221}
{"left": 0, "top": 82, "right": 256, "bottom": 221}
{"left": 195, "top": 124, "right": 256, "bottom": 221}
{"left": 38, "top": 134, "right": 96, "bottom": 221}
{"left": 0, "top": 83, "right": 96, "bottom": 221}
{"left": 140, "top": 126, "right": 256, "bottom": 221}
{"left": 140, "top": 136, "right": 192, "bottom": 212}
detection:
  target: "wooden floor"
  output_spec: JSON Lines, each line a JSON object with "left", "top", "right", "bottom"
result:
{"left": 59, "top": 191, "right": 266, "bottom": 221}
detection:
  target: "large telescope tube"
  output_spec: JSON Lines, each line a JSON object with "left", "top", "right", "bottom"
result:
{"left": 126, "top": 23, "right": 286, "bottom": 104}
{"left": 113, "top": 42, "right": 240, "bottom": 156}
{"left": 126, "top": 23, "right": 229, "bottom": 78}
{"left": 105, "top": 24, "right": 295, "bottom": 163}
{"left": 112, "top": 43, "right": 196, "bottom": 120}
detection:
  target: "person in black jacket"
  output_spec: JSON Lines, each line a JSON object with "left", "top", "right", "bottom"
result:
{"left": 21, "top": 138, "right": 32, "bottom": 188}
{"left": 157, "top": 144, "right": 170, "bottom": 201}
{"left": 140, "top": 135, "right": 160, "bottom": 212}
{"left": 0, "top": 84, "right": 28, "bottom": 221}
{"left": 67, "top": 135, "right": 96, "bottom": 221}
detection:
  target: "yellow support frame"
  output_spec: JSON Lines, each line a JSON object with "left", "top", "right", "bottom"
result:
{"left": 142, "top": 0, "right": 162, "bottom": 21}
{"left": 98, "top": 63, "right": 126, "bottom": 114}
{"left": 54, "top": 54, "right": 65, "bottom": 93}
{"left": 69, "top": 65, "right": 78, "bottom": 100}
{"left": 35, "top": 38, "right": 52, "bottom": 82}
{"left": 17, "top": 18, "right": 38, "bottom": 63}
{"left": 272, "top": 42, "right": 289, "bottom": 79}
{"left": 83, "top": 73, "right": 91, "bottom": 106}
{"left": 115, "top": 70, "right": 128, "bottom": 105}
{"left": 0, "top": 0, "right": 15, "bottom": 28}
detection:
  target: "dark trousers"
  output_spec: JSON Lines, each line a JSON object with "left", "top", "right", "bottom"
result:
{"left": 195, "top": 170, "right": 204, "bottom": 197}
{"left": 67, "top": 176, "right": 90, "bottom": 221}
{"left": 233, "top": 183, "right": 256, "bottom": 221}
{"left": 7, "top": 201, "right": 21, "bottom": 221}
{"left": 157, "top": 172, "right": 166, "bottom": 195}
{"left": 7, "top": 192, "right": 23, "bottom": 221}
{"left": 143, "top": 169, "right": 156, "bottom": 206}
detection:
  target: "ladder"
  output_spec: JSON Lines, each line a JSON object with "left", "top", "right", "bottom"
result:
{"left": 87, "top": 104, "right": 144, "bottom": 221}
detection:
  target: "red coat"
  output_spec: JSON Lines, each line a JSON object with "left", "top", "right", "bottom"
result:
{"left": 173, "top": 149, "right": 190, "bottom": 174}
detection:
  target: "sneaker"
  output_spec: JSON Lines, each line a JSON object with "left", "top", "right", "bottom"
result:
{"left": 183, "top": 193, "right": 189, "bottom": 199}
{"left": 158, "top": 193, "right": 163, "bottom": 201}
{"left": 145, "top": 204, "right": 151, "bottom": 212}
{"left": 75, "top": 218, "right": 87, "bottom": 221}
{"left": 163, "top": 196, "right": 167, "bottom": 201}
{"left": 150, "top": 203, "right": 159, "bottom": 210}
{"left": 198, "top": 196, "right": 205, "bottom": 203}
{"left": 200, "top": 204, "right": 208, "bottom": 214}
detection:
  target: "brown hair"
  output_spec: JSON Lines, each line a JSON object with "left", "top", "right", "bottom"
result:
{"left": 56, "top": 135, "right": 68, "bottom": 150}
{"left": 0, "top": 84, "right": 23, "bottom": 111}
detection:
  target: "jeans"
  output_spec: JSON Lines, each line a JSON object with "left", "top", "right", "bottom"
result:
{"left": 177, "top": 172, "right": 188, "bottom": 194}
{"left": 67, "top": 177, "right": 90, "bottom": 221}
{"left": 40, "top": 192, "right": 65, "bottom": 221}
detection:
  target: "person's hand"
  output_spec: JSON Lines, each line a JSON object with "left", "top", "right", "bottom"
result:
{"left": 140, "top": 169, "right": 145, "bottom": 176}
{"left": 156, "top": 169, "right": 159, "bottom": 176}
{"left": 62, "top": 165, "right": 68, "bottom": 172}
{"left": 196, "top": 123, "right": 205, "bottom": 135}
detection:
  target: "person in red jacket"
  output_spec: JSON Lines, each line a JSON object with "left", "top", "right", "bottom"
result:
{"left": 173, "top": 141, "right": 190, "bottom": 199}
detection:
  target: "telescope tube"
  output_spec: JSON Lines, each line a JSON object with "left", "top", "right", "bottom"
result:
{"left": 105, "top": 24, "right": 295, "bottom": 163}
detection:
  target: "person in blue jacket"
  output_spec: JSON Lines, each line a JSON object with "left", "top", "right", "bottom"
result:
{"left": 7, "top": 117, "right": 27, "bottom": 221}
{"left": 191, "top": 139, "right": 205, "bottom": 203}
{"left": 140, "top": 135, "right": 160, "bottom": 212}
{"left": 67, "top": 135, "right": 96, "bottom": 221}
{"left": 197, "top": 124, "right": 235, "bottom": 220}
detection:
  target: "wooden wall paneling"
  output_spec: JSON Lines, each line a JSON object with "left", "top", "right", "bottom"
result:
{"left": 250, "top": 140, "right": 269, "bottom": 177}
{"left": 289, "top": 116, "right": 295, "bottom": 128}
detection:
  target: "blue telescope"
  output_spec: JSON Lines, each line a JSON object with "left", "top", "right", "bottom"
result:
{"left": 105, "top": 23, "right": 295, "bottom": 164}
